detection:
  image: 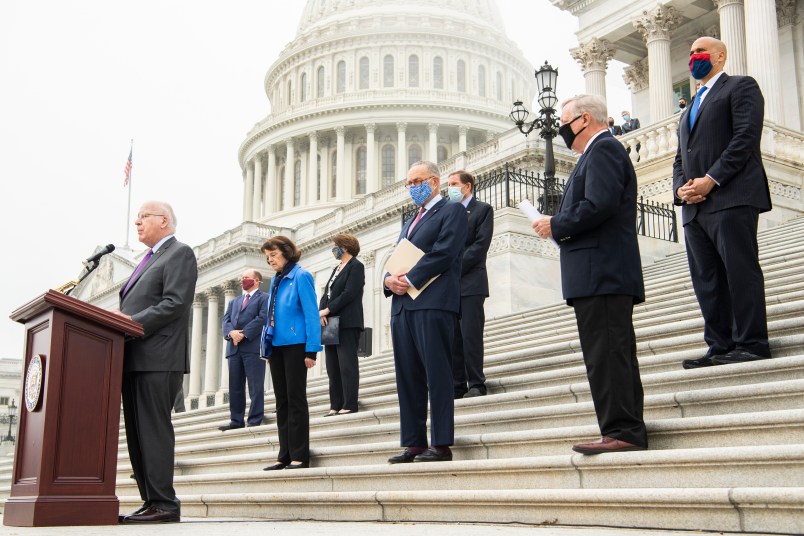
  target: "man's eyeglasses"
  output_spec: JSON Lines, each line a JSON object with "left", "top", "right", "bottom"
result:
{"left": 405, "top": 176, "right": 437, "bottom": 188}
{"left": 137, "top": 213, "right": 165, "bottom": 220}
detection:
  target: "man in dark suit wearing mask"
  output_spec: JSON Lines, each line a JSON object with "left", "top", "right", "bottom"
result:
{"left": 674, "top": 36, "right": 772, "bottom": 369}
{"left": 219, "top": 269, "right": 269, "bottom": 430}
{"left": 533, "top": 95, "right": 647, "bottom": 455}
{"left": 447, "top": 170, "right": 493, "bottom": 399}
{"left": 385, "top": 160, "right": 467, "bottom": 464}
{"left": 114, "top": 201, "right": 197, "bottom": 523}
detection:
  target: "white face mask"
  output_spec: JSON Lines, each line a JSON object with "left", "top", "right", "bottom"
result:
{"left": 447, "top": 186, "right": 464, "bottom": 202}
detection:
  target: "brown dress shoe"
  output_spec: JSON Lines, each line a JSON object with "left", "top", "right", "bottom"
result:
{"left": 121, "top": 505, "right": 180, "bottom": 524}
{"left": 118, "top": 503, "right": 150, "bottom": 523}
{"left": 572, "top": 436, "right": 646, "bottom": 455}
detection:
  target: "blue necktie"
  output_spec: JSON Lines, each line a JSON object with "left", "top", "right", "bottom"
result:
{"left": 689, "top": 85, "right": 709, "bottom": 130}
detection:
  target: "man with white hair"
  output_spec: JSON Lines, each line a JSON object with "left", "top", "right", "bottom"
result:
{"left": 114, "top": 201, "right": 197, "bottom": 523}
{"left": 532, "top": 95, "right": 647, "bottom": 455}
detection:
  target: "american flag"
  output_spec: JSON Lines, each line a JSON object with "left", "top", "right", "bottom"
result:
{"left": 123, "top": 147, "right": 133, "bottom": 187}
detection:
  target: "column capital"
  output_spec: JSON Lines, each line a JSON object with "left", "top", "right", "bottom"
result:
{"left": 570, "top": 37, "right": 615, "bottom": 72}
{"left": 428, "top": 123, "right": 439, "bottom": 133}
{"left": 308, "top": 131, "right": 318, "bottom": 142}
{"left": 396, "top": 122, "right": 407, "bottom": 132}
{"left": 777, "top": 0, "right": 799, "bottom": 28}
{"left": 364, "top": 123, "right": 376, "bottom": 133}
{"left": 224, "top": 279, "right": 240, "bottom": 296}
{"left": 193, "top": 293, "right": 206, "bottom": 306}
{"left": 458, "top": 126, "right": 469, "bottom": 135}
{"left": 285, "top": 138, "right": 295, "bottom": 148}
{"left": 360, "top": 249, "right": 376, "bottom": 266}
{"left": 267, "top": 144, "right": 276, "bottom": 156}
{"left": 712, "top": 0, "right": 743, "bottom": 9}
{"left": 335, "top": 126, "right": 346, "bottom": 136}
{"left": 622, "top": 58, "right": 649, "bottom": 92}
{"left": 204, "top": 287, "right": 221, "bottom": 301}
{"left": 633, "top": 4, "right": 681, "bottom": 42}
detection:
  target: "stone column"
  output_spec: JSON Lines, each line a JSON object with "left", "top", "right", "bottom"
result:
{"left": 744, "top": 0, "right": 783, "bottom": 123}
{"left": 321, "top": 136, "right": 331, "bottom": 201}
{"left": 634, "top": 5, "right": 681, "bottom": 122}
{"left": 396, "top": 122, "right": 407, "bottom": 178}
{"left": 570, "top": 37, "right": 615, "bottom": 101}
{"left": 265, "top": 145, "right": 276, "bottom": 213}
{"left": 336, "top": 127, "right": 346, "bottom": 200}
{"left": 243, "top": 161, "right": 254, "bottom": 222}
{"left": 458, "top": 126, "right": 468, "bottom": 153}
{"left": 365, "top": 124, "right": 377, "bottom": 192}
{"left": 218, "top": 280, "right": 239, "bottom": 404}
{"left": 428, "top": 123, "right": 439, "bottom": 162}
{"left": 713, "top": 0, "right": 747, "bottom": 75}
{"left": 252, "top": 155, "right": 262, "bottom": 220}
{"left": 299, "top": 141, "right": 309, "bottom": 206}
{"left": 203, "top": 288, "right": 221, "bottom": 406}
{"left": 189, "top": 293, "right": 205, "bottom": 398}
{"left": 284, "top": 138, "right": 294, "bottom": 210}
{"left": 308, "top": 132, "right": 319, "bottom": 202}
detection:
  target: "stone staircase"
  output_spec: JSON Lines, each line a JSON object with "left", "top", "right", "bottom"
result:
{"left": 3, "top": 217, "right": 804, "bottom": 533}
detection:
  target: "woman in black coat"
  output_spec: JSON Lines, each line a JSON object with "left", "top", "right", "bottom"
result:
{"left": 319, "top": 233, "right": 365, "bottom": 415}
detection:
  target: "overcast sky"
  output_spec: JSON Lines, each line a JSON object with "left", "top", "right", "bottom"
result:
{"left": 0, "top": 0, "right": 631, "bottom": 359}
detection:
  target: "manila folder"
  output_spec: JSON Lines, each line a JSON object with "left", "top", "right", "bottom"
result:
{"left": 383, "top": 238, "right": 439, "bottom": 300}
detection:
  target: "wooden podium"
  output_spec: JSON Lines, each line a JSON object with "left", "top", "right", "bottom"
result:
{"left": 4, "top": 290, "right": 143, "bottom": 526}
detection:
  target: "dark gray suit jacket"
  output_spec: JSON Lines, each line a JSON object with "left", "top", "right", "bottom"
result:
{"left": 119, "top": 236, "right": 198, "bottom": 372}
{"left": 459, "top": 197, "right": 493, "bottom": 297}
{"left": 672, "top": 73, "right": 772, "bottom": 225}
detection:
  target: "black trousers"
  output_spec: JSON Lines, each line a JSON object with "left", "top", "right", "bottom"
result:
{"left": 227, "top": 351, "right": 266, "bottom": 426}
{"left": 573, "top": 295, "right": 647, "bottom": 447}
{"left": 325, "top": 327, "right": 361, "bottom": 412}
{"left": 452, "top": 294, "right": 487, "bottom": 396}
{"left": 684, "top": 206, "right": 770, "bottom": 357}
{"left": 391, "top": 308, "right": 456, "bottom": 447}
{"left": 121, "top": 370, "right": 184, "bottom": 513}
{"left": 268, "top": 344, "right": 309, "bottom": 464}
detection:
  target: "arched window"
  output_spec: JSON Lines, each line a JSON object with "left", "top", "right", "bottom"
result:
{"left": 496, "top": 71, "right": 502, "bottom": 101}
{"left": 408, "top": 55, "right": 419, "bottom": 87}
{"left": 317, "top": 66, "right": 325, "bottom": 98}
{"left": 287, "top": 80, "right": 293, "bottom": 104}
{"left": 478, "top": 65, "right": 486, "bottom": 97}
{"left": 457, "top": 60, "right": 466, "bottom": 92}
{"left": 300, "top": 73, "right": 307, "bottom": 102}
{"left": 437, "top": 145, "right": 448, "bottom": 163}
{"left": 337, "top": 61, "right": 346, "bottom": 93}
{"left": 381, "top": 144, "right": 395, "bottom": 187}
{"left": 316, "top": 154, "right": 322, "bottom": 201}
{"left": 330, "top": 152, "right": 337, "bottom": 198}
{"left": 355, "top": 146, "right": 367, "bottom": 195}
{"left": 408, "top": 144, "right": 422, "bottom": 168}
{"left": 359, "top": 57, "right": 369, "bottom": 89}
{"left": 294, "top": 160, "right": 301, "bottom": 206}
{"left": 433, "top": 56, "right": 443, "bottom": 89}
{"left": 384, "top": 55, "right": 394, "bottom": 87}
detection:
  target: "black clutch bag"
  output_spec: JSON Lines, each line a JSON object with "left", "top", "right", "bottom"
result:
{"left": 321, "top": 316, "right": 340, "bottom": 346}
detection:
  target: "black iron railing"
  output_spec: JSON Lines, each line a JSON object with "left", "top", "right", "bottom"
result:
{"left": 401, "top": 164, "right": 678, "bottom": 243}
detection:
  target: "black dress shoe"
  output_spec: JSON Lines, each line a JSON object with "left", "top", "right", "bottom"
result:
{"left": 263, "top": 462, "right": 288, "bottom": 471}
{"left": 414, "top": 447, "right": 452, "bottom": 462}
{"left": 121, "top": 505, "right": 180, "bottom": 524}
{"left": 388, "top": 448, "right": 423, "bottom": 464}
{"left": 713, "top": 349, "right": 772, "bottom": 365}
{"left": 464, "top": 387, "right": 486, "bottom": 398}
{"left": 285, "top": 462, "right": 309, "bottom": 469}
{"left": 682, "top": 355, "right": 723, "bottom": 369}
{"left": 119, "top": 504, "right": 150, "bottom": 523}
{"left": 218, "top": 423, "right": 245, "bottom": 431}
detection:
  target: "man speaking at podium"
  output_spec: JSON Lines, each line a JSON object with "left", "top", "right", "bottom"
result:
{"left": 113, "top": 201, "right": 197, "bottom": 524}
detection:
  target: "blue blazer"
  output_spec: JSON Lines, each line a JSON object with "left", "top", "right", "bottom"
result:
{"left": 261, "top": 264, "right": 323, "bottom": 356}
{"left": 222, "top": 289, "right": 268, "bottom": 357}
{"left": 550, "top": 131, "right": 645, "bottom": 305}
{"left": 384, "top": 197, "right": 467, "bottom": 314}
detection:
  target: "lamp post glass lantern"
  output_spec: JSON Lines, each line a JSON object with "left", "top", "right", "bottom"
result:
{"left": 510, "top": 61, "right": 562, "bottom": 215}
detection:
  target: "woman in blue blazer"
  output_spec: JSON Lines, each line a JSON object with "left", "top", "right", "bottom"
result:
{"left": 260, "top": 236, "right": 322, "bottom": 470}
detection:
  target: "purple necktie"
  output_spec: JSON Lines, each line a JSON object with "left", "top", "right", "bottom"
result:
{"left": 122, "top": 249, "right": 153, "bottom": 297}
{"left": 241, "top": 293, "right": 251, "bottom": 311}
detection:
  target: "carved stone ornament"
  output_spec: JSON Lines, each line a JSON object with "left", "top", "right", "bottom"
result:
{"left": 623, "top": 58, "right": 649, "bottom": 92}
{"left": 777, "top": 0, "right": 799, "bottom": 28}
{"left": 633, "top": 4, "right": 682, "bottom": 42}
{"left": 570, "top": 38, "right": 615, "bottom": 72}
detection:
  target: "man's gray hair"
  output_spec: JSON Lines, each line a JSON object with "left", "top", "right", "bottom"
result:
{"left": 409, "top": 160, "right": 440, "bottom": 177}
{"left": 561, "top": 94, "right": 608, "bottom": 124}
{"left": 147, "top": 200, "right": 177, "bottom": 232}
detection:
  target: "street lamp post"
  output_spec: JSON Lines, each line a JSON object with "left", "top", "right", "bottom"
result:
{"left": 4, "top": 399, "right": 17, "bottom": 444}
{"left": 510, "top": 61, "right": 561, "bottom": 214}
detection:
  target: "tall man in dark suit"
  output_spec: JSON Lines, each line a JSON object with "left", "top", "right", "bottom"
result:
{"left": 621, "top": 111, "right": 641, "bottom": 133}
{"left": 674, "top": 37, "right": 772, "bottom": 369}
{"left": 607, "top": 117, "right": 623, "bottom": 136}
{"left": 533, "top": 95, "right": 647, "bottom": 455}
{"left": 385, "top": 160, "right": 467, "bottom": 463}
{"left": 447, "top": 170, "right": 493, "bottom": 399}
{"left": 219, "top": 269, "right": 268, "bottom": 430}
{"left": 114, "top": 201, "right": 197, "bottom": 523}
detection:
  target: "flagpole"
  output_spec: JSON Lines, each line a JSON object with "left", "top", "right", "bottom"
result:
{"left": 124, "top": 139, "right": 133, "bottom": 249}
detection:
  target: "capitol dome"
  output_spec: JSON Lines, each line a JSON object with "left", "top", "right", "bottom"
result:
{"left": 238, "top": 0, "right": 537, "bottom": 227}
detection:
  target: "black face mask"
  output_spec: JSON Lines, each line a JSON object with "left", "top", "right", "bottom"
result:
{"left": 608, "top": 120, "right": 615, "bottom": 127}
{"left": 558, "top": 114, "right": 585, "bottom": 150}
{"left": 679, "top": 102, "right": 686, "bottom": 109}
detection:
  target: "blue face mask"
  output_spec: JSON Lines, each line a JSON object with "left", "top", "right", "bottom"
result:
{"left": 689, "top": 53, "right": 713, "bottom": 80}
{"left": 331, "top": 246, "right": 344, "bottom": 260}
{"left": 409, "top": 181, "right": 433, "bottom": 206}
{"left": 447, "top": 186, "right": 464, "bottom": 202}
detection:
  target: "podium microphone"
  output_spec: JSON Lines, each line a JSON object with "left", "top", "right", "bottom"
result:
{"left": 83, "top": 244, "right": 116, "bottom": 269}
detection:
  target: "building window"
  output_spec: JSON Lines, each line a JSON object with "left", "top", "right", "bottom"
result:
{"left": 317, "top": 66, "right": 325, "bottom": 98}
{"left": 359, "top": 57, "right": 369, "bottom": 89}
{"left": 478, "top": 65, "right": 486, "bottom": 97}
{"left": 408, "top": 55, "right": 419, "bottom": 87}
{"left": 433, "top": 56, "right": 443, "bottom": 89}
{"left": 356, "top": 146, "right": 367, "bottom": 194}
{"left": 294, "top": 160, "right": 301, "bottom": 206}
{"left": 381, "top": 144, "right": 395, "bottom": 187}
{"left": 408, "top": 144, "right": 422, "bottom": 168}
{"left": 287, "top": 80, "right": 292, "bottom": 104}
{"left": 300, "top": 73, "right": 307, "bottom": 102}
{"left": 496, "top": 71, "right": 502, "bottom": 101}
{"left": 331, "top": 152, "right": 337, "bottom": 197}
{"left": 317, "top": 154, "right": 322, "bottom": 201}
{"left": 437, "top": 145, "right": 448, "bottom": 163}
{"left": 337, "top": 61, "right": 346, "bottom": 93}
{"left": 384, "top": 55, "right": 394, "bottom": 87}
{"left": 0, "top": 397, "right": 8, "bottom": 406}
{"left": 457, "top": 60, "right": 466, "bottom": 92}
